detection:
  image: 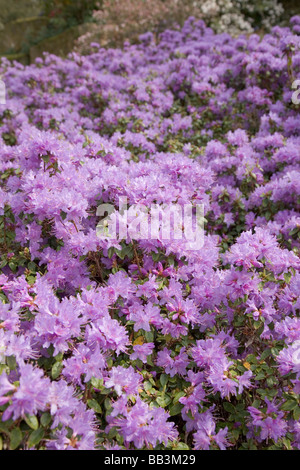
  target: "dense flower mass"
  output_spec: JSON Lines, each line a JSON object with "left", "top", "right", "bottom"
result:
{"left": 0, "top": 16, "right": 300, "bottom": 450}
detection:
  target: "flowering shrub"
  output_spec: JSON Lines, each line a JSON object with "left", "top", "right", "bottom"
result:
{"left": 200, "top": 0, "right": 284, "bottom": 34}
{"left": 0, "top": 15, "right": 300, "bottom": 450}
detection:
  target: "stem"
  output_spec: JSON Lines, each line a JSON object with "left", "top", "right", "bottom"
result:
{"left": 93, "top": 253, "right": 104, "bottom": 283}
{"left": 2, "top": 212, "right": 7, "bottom": 253}
{"left": 287, "top": 51, "right": 295, "bottom": 85}
{"left": 132, "top": 240, "right": 142, "bottom": 276}
{"left": 71, "top": 219, "right": 79, "bottom": 233}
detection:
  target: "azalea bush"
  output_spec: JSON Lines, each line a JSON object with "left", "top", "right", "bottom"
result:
{"left": 0, "top": 16, "right": 300, "bottom": 450}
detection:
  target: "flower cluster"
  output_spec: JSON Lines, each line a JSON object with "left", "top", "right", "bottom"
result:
{"left": 0, "top": 15, "right": 300, "bottom": 450}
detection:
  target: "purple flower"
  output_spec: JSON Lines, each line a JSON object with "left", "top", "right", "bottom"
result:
{"left": 63, "top": 343, "right": 106, "bottom": 386}
{"left": 106, "top": 397, "right": 178, "bottom": 448}
{"left": 277, "top": 340, "right": 300, "bottom": 378}
{"left": 105, "top": 365, "right": 143, "bottom": 397}
{"left": 0, "top": 371, "right": 16, "bottom": 397}
{"left": 156, "top": 347, "right": 189, "bottom": 377}
{"left": 193, "top": 409, "right": 230, "bottom": 450}
{"left": 237, "top": 370, "right": 253, "bottom": 394}
{"left": 2, "top": 363, "right": 50, "bottom": 421}
{"left": 130, "top": 342, "right": 154, "bottom": 363}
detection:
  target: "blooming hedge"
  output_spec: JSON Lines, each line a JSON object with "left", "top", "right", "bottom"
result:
{"left": 0, "top": 16, "right": 300, "bottom": 450}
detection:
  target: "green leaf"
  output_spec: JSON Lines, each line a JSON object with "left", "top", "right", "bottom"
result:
{"left": 253, "top": 320, "right": 262, "bottom": 330}
{"left": 289, "top": 227, "right": 299, "bottom": 237}
{"left": 24, "top": 414, "right": 39, "bottom": 430}
{"left": 107, "top": 426, "right": 118, "bottom": 439}
{"left": 271, "top": 347, "right": 279, "bottom": 357}
{"left": 266, "top": 377, "right": 275, "bottom": 387}
{"left": 8, "top": 262, "right": 17, "bottom": 272}
{"left": 116, "top": 248, "right": 125, "bottom": 260}
{"left": 144, "top": 381, "right": 153, "bottom": 392}
{"left": 54, "top": 352, "right": 63, "bottom": 362}
{"left": 156, "top": 396, "right": 166, "bottom": 407}
{"left": 27, "top": 275, "right": 36, "bottom": 285}
{"left": 0, "top": 364, "right": 9, "bottom": 376}
{"left": 173, "top": 391, "right": 185, "bottom": 403}
{"left": 51, "top": 361, "right": 62, "bottom": 380}
{"left": 255, "top": 372, "right": 266, "bottom": 381}
{"left": 87, "top": 399, "right": 102, "bottom": 413}
{"left": 252, "top": 400, "right": 260, "bottom": 409}
{"left": 151, "top": 252, "right": 161, "bottom": 262}
{"left": 160, "top": 374, "right": 168, "bottom": 388}
{"left": 40, "top": 412, "right": 52, "bottom": 428}
{"left": 169, "top": 402, "right": 183, "bottom": 416}
{"left": 280, "top": 399, "right": 298, "bottom": 411}
{"left": 6, "top": 355, "right": 17, "bottom": 370}
{"left": 104, "top": 398, "right": 112, "bottom": 410}
{"left": 173, "top": 442, "right": 190, "bottom": 450}
{"left": 282, "top": 437, "right": 292, "bottom": 450}
{"left": 10, "top": 428, "right": 23, "bottom": 450}
{"left": 260, "top": 348, "right": 272, "bottom": 361}
{"left": 293, "top": 406, "right": 300, "bottom": 421}
{"left": 144, "top": 331, "right": 154, "bottom": 342}
{"left": 167, "top": 256, "right": 175, "bottom": 266}
{"left": 27, "top": 428, "right": 44, "bottom": 448}
{"left": 236, "top": 403, "right": 245, "bottom": 411}
{"left": 246, "top": 354, "right": 258, "bottom": 364}
{"left": 60, "top": 210, "right": 67, "bottom": 220}
{"left": 90, "top": 377, "right": 103, "bottom": 390}
{"left": 223, "top": 402, "right": 236, "bottom": 414}
{"left": 41, "top": 154, "right": 50, "bottom": 163}
{"left": 0, "top": 421, "right": 11, "bottom": 435}
{"left": 28, "top": 262, "right": 37, "bottom": 272}
{"left": 231, "top": 428, "right": 241, "bottom": 440}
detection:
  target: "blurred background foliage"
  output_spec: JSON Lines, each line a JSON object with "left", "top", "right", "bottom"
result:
{"left": 0, "top": 0, "right": 299, "bottom": 64}
{"left": 41, "top": 0, "right": 101, "bottom": 34}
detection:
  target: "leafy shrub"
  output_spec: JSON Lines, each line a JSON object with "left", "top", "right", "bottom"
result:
{"left": 42, "top": 0, "right": 100, "bottom": 24}
{"left": 0, "top": 14, "right": 300, "bottom": 451}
